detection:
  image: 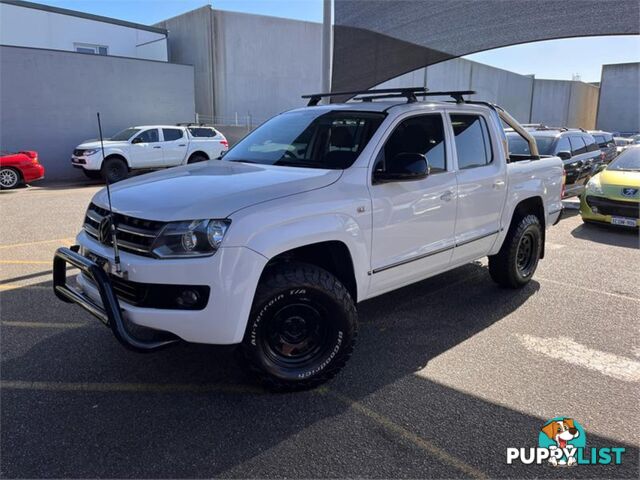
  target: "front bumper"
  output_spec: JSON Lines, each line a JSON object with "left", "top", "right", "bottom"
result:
{"left": 71, "top": 154, "right": 101, "bottom": 170}
{"left": 580, "top": 194, "right": 639, "bottom": 227}
{"left": 53, "top": 232, "right": 268, "bottom": 345}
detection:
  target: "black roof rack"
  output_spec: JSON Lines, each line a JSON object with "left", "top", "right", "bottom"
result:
{"left": 302, "top": 88, "right": 476, "bottom": 106}
{"left": 176, "top": 123, "right": 216, "bottom": 127}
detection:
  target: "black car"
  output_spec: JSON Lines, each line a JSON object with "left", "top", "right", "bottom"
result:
{"left": 588, "top": 130, "right": 617, "bottom": 164}
{"left": 506, "top": 128, "right": 603, "bottom": 198}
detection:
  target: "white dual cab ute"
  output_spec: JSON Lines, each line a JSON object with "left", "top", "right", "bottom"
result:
{"left": 71, "top": 124, "right": 228, "bottom": 183}
{"left": 54, "top": 87, "right": 564, "bottom": 391}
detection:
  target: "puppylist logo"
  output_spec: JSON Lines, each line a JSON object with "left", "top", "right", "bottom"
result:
{"left": 506, "top": 417, "right": 626, "bottom": 467}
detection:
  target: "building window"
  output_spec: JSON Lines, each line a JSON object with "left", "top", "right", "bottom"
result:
{"left": 74, "top": 43, "right": 108, "bottom": 55}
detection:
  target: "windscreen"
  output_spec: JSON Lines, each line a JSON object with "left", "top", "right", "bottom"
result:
{"left": 608, "top": 148, "right": 640, "bottom": 171}
{"left": 110, "top": 128, "right": 141, "bottom": 141}
{"left": 223, "top": 110, "right": 385, "bottom": 169}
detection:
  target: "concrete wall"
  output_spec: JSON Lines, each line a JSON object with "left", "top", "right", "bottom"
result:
{"left": 0, "top": 2, "right": 168, "bottom": 61}
{"left": 597, "top": 62, "right": 640, "bottom": 133}
{"left": 0, "top": 46, "right": 195, "bottom": 181}
{"left": 158, "top": 8, "right": 322, "bottom": 125}
{"left": 376, "top": 58, "right": 598, "bottom": 128}
{"left": 155, "top": 7, "right": 215, "bottom": 118}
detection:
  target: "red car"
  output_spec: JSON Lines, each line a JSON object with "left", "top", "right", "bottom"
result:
{"left": 0, "top": 150, "right": 45, "bottom": 189}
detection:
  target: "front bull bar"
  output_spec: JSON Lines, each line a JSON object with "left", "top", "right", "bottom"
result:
{"left": 53, "top": 246, "right": 178, "bottom": 352}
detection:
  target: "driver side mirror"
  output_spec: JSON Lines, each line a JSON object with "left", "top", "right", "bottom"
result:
{"left": 557, "top": 151, "right": 571, "bottom": 160}
{"left": 131, "top": 137, "right": 143, "bottom": 144}
{"left": 374, "top": 153, "right": 429, "bottom": 183}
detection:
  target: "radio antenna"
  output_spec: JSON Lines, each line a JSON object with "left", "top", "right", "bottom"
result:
{"left": 97, "top": 112, "right": 122, "bottom": 274}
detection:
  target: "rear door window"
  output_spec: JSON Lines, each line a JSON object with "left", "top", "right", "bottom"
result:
{"left": 162, "top": 129, "right": 184, "bottom": 141}
{"left": 450, "top": 114, "right": 493, "bottom": 169}
{"left": 555, "top": 137, "right": 571, "bottom": 155}
{"left": 584, "top": 135, "right": 599, "bottom": 152}
{"left": 569, "top": 136, "right": 586, "bottom": 155}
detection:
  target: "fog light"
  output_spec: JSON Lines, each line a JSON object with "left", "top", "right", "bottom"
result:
{"left": 176, "top": 289, "right": 200, "bottom": 307}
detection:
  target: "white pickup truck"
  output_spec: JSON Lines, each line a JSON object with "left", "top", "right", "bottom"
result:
{"left": 71, "top": 125, "right": 228, "bottom": 182}
{"left": 54, "top": 88, "right": 564, "bottom": 391}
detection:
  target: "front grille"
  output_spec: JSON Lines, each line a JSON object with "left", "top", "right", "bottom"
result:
{"left": 83, "top": 203, "right": 165, "bottom": 257}
{"left": 586, "top": 196, "right": 639, "bottom": 218}
{"left": 73, "top": 149, "right": 85, "bottom": 156}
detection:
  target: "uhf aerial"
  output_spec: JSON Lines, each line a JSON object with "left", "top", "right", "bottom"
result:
{"left": 96, "top": 113, "right": 122, "bottom": 275}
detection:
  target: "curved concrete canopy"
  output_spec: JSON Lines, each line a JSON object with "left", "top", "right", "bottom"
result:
{"left": 332, "top": 0, "right": 640, "bottom": 95}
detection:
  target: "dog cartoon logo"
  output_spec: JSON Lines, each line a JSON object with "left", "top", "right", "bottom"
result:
{"left": 539, "top": 418, "right": 586, "bottom": 466}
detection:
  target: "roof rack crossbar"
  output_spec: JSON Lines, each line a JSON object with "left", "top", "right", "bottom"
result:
{"left": 302, "top": 88, "right": 476, "bottom": 106}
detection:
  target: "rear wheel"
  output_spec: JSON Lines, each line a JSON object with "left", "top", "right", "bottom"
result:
{"left": 0, "top": 167, "right": 21, "bottom": 189}
{"left": 188, "top": 153, "right": 208, "bottom": 164}
{"left": 241, "top": 262, "right": 357, "bottom": 391}
{"left": 101, "top": 157, "right": 128, "bottom": 183}
{"left": 489, "top": 214, "right": 542, "bottom": 288}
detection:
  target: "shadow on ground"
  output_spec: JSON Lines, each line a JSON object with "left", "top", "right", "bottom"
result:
{"left": 1, "top": 264, "right": 638, "bottom": 478}
{"left": 571, "top": 222, "right": 639, "bottom": 249}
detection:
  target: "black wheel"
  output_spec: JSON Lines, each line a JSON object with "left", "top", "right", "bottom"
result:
{"left": 83, "top": 169, "right": 102, "bottom": 180}
{"left": 188, "top": 153, "right": 208, "bottom": 164}
{"left": 489, "top": 214, "right": 542, "bottom": 288}
{"left": 101, "top": 157, "right": 128, "bottom": 183}
{"left": 241, "top": 262, "right": 357, "bottom": 391}
{"left": 0, "top": 167, "right": 21, "bottom": 189}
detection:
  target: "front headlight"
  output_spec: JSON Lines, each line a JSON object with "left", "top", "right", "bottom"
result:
{"left": 84, "top": 149, "right": 99, "bottom": 156}
{"left": 152, "top": 219, "right": 230, "bottom": 258}
{"left": 586, "top": 177, "right": 603, "bottom": 195}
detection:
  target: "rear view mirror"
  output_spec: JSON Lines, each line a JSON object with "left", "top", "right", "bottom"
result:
{"left": 374, "top": 153, "right": 429, "bottom": 183}
{"left": 557, "top": 151, "right": 571, "bottom": 160}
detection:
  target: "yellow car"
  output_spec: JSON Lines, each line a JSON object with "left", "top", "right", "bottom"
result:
{"left": 580, "top": 145, "right": 640, "bottom": 227}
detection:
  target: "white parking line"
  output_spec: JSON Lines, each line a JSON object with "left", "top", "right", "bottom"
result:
{"left": 516, "top": 334, "right": 640, "bottom": 383}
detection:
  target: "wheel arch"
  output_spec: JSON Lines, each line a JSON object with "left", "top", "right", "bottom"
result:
{"left": 188, "top": 151, "right": 210, "bottom": 162}
{"left": 508, "top": 196, "right": 546, "bottom": 259}
{"left": 260, "top": 240, "right": 359, "bottom": 303}
{"left": 103, "top": 153, "right": 130, "bottom": 169}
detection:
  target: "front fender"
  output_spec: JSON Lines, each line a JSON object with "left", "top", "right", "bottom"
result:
{"left": 226, "top": 212, "right": 370, "bottom": 302}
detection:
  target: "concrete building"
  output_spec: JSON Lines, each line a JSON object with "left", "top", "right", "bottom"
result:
{"left": 596, "top": 62, "right": 640, "bottom": 134}
{"left": 377, "top": 58, "right": 600, "bottom": 129}
{"left": 0, "top": 0, "right": 168, "bottom": 61}
{"left": 155, "top": 7, "right": 322, "bottom": 126}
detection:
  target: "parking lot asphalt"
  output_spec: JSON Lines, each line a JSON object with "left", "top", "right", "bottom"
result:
{"left": 1, "top": 183, "right": 639, "bottom": 479}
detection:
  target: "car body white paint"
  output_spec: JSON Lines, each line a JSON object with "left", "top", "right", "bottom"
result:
{"left": 75, "top": 100, "right": 564, "bottom": 345}
{"left": 71, "top": 125, "right": 228, "bottom": 172}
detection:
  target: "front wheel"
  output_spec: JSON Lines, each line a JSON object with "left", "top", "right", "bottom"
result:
{"left": 101, "top": 157, "right": 128, "bottom": 183}
{"left": 489, "top": 214, "right": 542, "bottom": 288}
{"left": 241, "top": 262, "right": 357, "bottom": 391}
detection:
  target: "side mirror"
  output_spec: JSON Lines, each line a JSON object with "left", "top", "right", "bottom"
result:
{"left": 557, "top": 151, "right": 571, "bottom": 160}
{"left": 131, "top": 137, "right": 143, "bottom": 144}
{"left": 374, "top": 153, "right": 429, "bottom": 183}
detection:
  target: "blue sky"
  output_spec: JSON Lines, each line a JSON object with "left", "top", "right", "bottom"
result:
{"left": 36, "top": 0, "right": 640, "bottom": 83}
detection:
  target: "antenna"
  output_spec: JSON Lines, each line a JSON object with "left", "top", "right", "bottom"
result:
{"left": 96, "top": 113, "right": 122, "bottom": 275}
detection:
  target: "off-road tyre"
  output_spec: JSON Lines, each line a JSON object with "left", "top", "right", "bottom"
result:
{"left": 241, "top": 262, "right": 357, "bottom": 391}
{"left": 101, "top": 157, "right": 128, "bottom": 183}
{"left": 489, "top": 214, "right": 542, "bottom": 288}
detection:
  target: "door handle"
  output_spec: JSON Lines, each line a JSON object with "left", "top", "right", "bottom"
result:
{"left": 153, "top": 146, "right": 162, "bottom": 149}
{"left": 493, "top": 180, "right": 505, "bottom": 189}
{"left": 440, "top": 190, "right": 453, "bottom": 202}
{"left": 178, "top": 144, "right": 187, "bottom": 147}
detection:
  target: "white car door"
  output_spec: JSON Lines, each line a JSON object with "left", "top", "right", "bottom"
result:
{"left": 161, "top": 128, "right": 188, "bottom": 166}
{"left": 129, "top": 128, "right": 164, "bottom": 168}
{"left": 448, "top": 112, "right": 507, "bottom": 264}
{"left": 369, "top": 112, "right": 458, "bottom": 297}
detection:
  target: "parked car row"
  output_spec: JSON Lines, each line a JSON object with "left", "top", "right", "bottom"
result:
{"left": 71, "top": 124, "right": 229, "bottom": 183}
